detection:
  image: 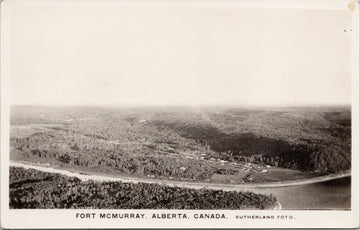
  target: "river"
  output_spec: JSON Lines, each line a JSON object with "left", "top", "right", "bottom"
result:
{"left": 10, "top": 161, "right": 351, "bottom": 210}
{"left": 244, "top": 177, "right": 351, "bottom": 210}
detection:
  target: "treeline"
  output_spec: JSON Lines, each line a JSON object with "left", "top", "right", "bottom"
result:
{"left": 9, "top": 167, "right": 277, "bottom": 209}
{"left": 150, "top": 121, "right": 351, "bottom": 173}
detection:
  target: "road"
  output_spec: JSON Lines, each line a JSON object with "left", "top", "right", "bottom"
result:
{"left": 10, "top": 161, "right": 351, "bottom": 191}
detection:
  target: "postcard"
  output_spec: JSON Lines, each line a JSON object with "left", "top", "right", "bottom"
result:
{"left": 1, "top": 0, "right": 359, "bottom": 228}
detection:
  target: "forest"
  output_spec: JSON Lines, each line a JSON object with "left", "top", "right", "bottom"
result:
{"left": 9, "top": 106, "right": 351, "bottom": 209}
{"left": 9, "top": 167, "right": 277, "bottom": 209}
{"left": 10, "top": 105, "right": 351, "bottom": 181}
{"left": 151, "top": 119, "right": 350, "bottom": 173}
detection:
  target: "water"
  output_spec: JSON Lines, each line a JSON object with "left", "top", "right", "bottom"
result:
{"left": 10, "top": 162, "right": 351, "bottom": 210}
{"left": 249, "top": 177, "right": 351, "bottom": 210}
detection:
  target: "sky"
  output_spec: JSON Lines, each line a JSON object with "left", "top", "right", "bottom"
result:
{"left": 6, "top": 1, "right": 354, "bottom": 106}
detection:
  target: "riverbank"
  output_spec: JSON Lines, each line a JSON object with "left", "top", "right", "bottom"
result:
{"left": 9, "top": 166, "right": 278, "bottom": 209}
{"left": 9, "top": 161, "right": 351, "bottom": 190}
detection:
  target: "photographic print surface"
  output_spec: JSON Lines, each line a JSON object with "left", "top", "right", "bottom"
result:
{"left": 1, "top": 0, "right": 359, "bottom": 228}
{"left": 9, "top": 106, "right": 351, "bottom": 210}
{"left": 6, "top": 1, "right": 353, "bottom": 211}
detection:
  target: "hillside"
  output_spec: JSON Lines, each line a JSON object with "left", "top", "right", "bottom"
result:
{"left": 10, "top": 105, "right": 351, "bottom": 184}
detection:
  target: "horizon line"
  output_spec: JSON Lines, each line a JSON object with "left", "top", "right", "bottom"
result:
{"left": 10, "top": 102, "right": 352, "bottom": 108}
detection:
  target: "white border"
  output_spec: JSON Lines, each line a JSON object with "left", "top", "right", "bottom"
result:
{"left": 1, "top": 0, "right": 359, "bottom": 228}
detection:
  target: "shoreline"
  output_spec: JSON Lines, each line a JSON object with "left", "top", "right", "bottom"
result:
{"left": 9, "top": 161, "right": 351, "bottom": 190}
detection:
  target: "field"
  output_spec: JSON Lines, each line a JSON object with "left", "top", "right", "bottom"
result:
{"left": 9, "top": 105, "right": 351, "bottom": 209}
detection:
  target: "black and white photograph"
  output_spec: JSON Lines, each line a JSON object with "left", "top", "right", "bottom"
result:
{"left": 1, "top": 0, "right": 359, "bottom": 228}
